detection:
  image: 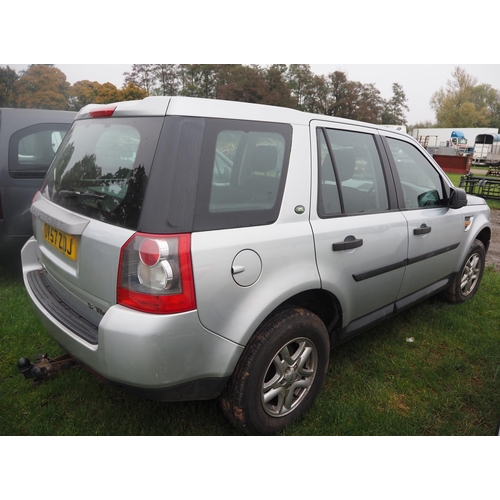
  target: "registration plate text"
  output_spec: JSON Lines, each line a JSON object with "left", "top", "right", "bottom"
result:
{"left": 43, "top": 223, "right": 77, "bottom": 261}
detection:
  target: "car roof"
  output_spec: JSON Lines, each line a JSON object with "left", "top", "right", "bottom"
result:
{"left": 76, "top": 96, "right": 407, "bottom": 137}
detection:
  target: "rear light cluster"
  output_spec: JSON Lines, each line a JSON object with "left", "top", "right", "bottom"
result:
{"left": 117, "top": 233, "right": 196, "bottom": 314}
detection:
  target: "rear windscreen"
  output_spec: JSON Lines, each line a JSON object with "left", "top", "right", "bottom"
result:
{"left": 41, "top": 117, "right": 164, "bottom": 230}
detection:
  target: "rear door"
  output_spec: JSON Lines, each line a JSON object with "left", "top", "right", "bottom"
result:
{"left": 310, "top": 122, "right": 408, "bottom": 338}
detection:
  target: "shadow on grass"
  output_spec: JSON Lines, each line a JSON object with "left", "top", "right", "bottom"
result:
{"left": 0, "top": 241, "right": 25, "bottom": 283}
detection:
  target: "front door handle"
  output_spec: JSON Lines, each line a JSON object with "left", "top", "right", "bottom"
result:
{"left": 332, "top": 237, "right": 363, "bottom": 251}
{"left": 414, "top": 224, "right": 431, "bottom": 235}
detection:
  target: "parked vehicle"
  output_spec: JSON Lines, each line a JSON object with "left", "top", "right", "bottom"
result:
{"left": 450, "top": 130, "right": 468, "bottom": 153}
{"left": 0, "top": 108, "right": 76, "bottom": 251}
{"left": 21, "top": 97, "right": 491, "bottom": 435}
{"left": 473, "top": 133, "right": 500, "bottom": 167}
{"left": 412, "top": 127, "right": 497, "bottom": 157}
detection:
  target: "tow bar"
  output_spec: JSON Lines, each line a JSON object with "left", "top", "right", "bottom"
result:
{"left": 17, "top": 353, "right": 80, "bottom": 386}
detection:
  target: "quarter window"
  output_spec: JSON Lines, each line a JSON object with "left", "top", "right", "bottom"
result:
{"left": 194, "top": 119, "right": 292, "bottom": 231}
{"left": 210, "top": 129, "right": 286, "bottom": 212}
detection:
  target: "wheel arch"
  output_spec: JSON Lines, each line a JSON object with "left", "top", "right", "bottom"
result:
{"left": 257, "top": 288, "right": 342, "bottom": 348}
{"left": 476, "top": 226, "right": 491, "bottom": 253}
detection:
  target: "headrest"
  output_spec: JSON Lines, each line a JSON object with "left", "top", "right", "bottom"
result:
{"left": 250, "top": 145, "right": 278, "bottom": 173}
{"left": 321, "top": 148, "right": 356, "bottom": 182}
{"left": 333, "top": 149, "right": 355, "bottom": 181}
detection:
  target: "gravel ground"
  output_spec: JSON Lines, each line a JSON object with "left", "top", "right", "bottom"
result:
{"left": 487, "top": 209, "right": 500, "bottom": 270}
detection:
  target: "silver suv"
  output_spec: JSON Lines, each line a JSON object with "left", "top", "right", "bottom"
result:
{"left": 21, "top": 97, "right": 491, "bottom": 434}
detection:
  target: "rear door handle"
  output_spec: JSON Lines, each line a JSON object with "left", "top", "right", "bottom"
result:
{"left": 414, "top": 224, "right": 431, "bottom": 235}
{"left": 332, "top": 238, "right": 363, "bottom": 251}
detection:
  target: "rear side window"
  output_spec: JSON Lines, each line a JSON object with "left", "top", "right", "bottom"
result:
{"left": 318, "top": 128, "right": 389, "bottom": 216}
{"left": 8, "top": 123, "right": 71, "bottom": 178}
{"left": 194, "top": 119, "right": 292, "bottom": 231}
{"left": 41, "top": 117, "right": 164, "bottom": 230}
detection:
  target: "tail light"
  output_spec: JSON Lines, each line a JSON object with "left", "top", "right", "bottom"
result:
{"left": 117, "top": 233, "right": 196, "bottom": 314}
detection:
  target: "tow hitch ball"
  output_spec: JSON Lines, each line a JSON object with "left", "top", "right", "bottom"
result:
{"left": 17, "top": 353, "right": 80, "bottom": 385}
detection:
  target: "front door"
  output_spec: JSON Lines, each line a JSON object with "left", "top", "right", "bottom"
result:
{"left": 383, "top": 136, "right": 464, "bottom": 302}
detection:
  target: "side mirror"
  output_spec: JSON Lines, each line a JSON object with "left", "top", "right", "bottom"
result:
{"left": 448, "top": 187, "right": 468, "bottom": 209}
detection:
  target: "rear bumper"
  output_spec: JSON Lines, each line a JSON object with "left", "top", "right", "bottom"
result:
{"left": 21, "top": 237, "right": 243, "bottom": 400}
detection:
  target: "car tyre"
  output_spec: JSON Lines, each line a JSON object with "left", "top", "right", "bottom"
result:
{"left": 221, "top": 307, "right": 329, "bottom": 435}
{"left": 441, "top": 239, "right": 486, "bottom": 304}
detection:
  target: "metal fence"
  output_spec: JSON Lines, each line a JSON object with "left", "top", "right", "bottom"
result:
{"left": 459, "top": 174, "right": 500, "bottom": 200}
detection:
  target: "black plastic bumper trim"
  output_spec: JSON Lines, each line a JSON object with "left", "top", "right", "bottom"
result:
{"left": 106, "top": 375, "right": 230, "bottom": 402}
{"left": 27, "top": 270, "right": 99, "bottom": 345}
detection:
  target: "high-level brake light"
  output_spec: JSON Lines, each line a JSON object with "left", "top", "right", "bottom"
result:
{"left": 89, "top": 105, "right": 117, "bottom": 118}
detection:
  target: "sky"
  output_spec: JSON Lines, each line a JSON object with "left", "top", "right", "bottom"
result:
{"left": 6, "top": 63, "right": 500, "bottom": 125}
{"left": 4, "top": 1, "right": 499, "bottom": 128}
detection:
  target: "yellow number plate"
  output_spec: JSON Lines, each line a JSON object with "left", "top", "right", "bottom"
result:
{"left": 43, "top": 223, "right": 77, "bottom": 261}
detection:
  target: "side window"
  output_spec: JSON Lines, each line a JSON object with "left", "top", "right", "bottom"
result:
{"left": 318, "top": 128, "right": 389, "bottom": 216}
{"left": 386, "top": 138, "right": 445, "bottom": 209}
{"left": 194, "top": 119, "right": 292, "bottom": 231}
{"left": 210, "top": 130, "right": 286, "bottom": 212}
{"left": 9, "top": 123, "right": 71, "bottom": 178}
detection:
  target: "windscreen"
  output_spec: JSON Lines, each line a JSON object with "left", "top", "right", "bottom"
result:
{"left": 41, "top": 117, "right": 164, "bottom": 230}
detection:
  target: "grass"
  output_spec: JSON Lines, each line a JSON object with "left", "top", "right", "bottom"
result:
{"left": 1, "top": 241, "right": 500, "bottom": 436}
{"left": 0, "top": 170, "right": 498, "bottom": 436}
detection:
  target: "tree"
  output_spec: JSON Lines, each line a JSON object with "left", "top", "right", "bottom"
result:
{"left": 124, "top": 64, "right": 157, "bottom": 95}
{"left": 408, "top": 120, "right": 437, "bottom": 135}
{"left": 14, "top": 65, "right": 70, "bottom": 110}
{"left": 68, "top": 80, "right": 102, "bottom": 110}
{"left": 92, "top": 82, "right": 122, "bottom": 104}
{"left": 216, "top": 65, "right": 269, "bottom": 104}
{"left": 430, "top": 66, "right": 500, "bottom": 127}
{"left": 120, "top": 81, "right": 148, "bottom": 101}
{"left": 0, "top": 65, "right": 19, "bottom": 107}
{"left": 354, "top": 83, "right": 384, "bottom": 123}
{"left": 303, "top": 74, "right": 331, "bottom": 115}
{"left": 153, "top": 64, "right": 179, "bottom": 96}
{"left": 381, "top": 82, "right": 409, "bottom": 125}
{"left": 326, "top": 71, "right": 360, "bottom": 119}
{"left": 470, "top": 83, "right": 500, "bottom": 128}
{"left": 286, "top": 64, "right": 315, "bottom": 111}
{"left": 264, "top": 65, "right": 294, "bottom": 108}
{"left": 177, "top": 64, "right": 219, "bottom": 98}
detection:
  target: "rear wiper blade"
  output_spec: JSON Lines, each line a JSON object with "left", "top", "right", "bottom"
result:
{"left": 58, "top": 189, "right": 107, "bottom": 200}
